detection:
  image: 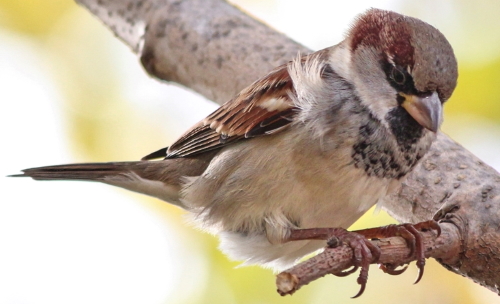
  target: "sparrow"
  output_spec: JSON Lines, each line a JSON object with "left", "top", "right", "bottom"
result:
{"left": 12, "top": 9, "right": 458, "bottom": 296}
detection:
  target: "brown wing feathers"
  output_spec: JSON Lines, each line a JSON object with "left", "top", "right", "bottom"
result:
{"left": 167, "top": 124, "right": 236, "bottom": 157}
{"left": 165, "top": 63, "right": 297, "bottom": 158}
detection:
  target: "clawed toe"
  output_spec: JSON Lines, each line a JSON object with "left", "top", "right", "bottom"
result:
{"left": 284, "top": 220, "right": 440, "bottom": 297}
{"left": 286, "top": 227, "right": 380, "bottom": 297}
{"left": 333, "top": 265, "right": 358, "bottom": 277}
{"left": 354, "top": 219, "right": 441, "bottom": 284}
{"left": 380, "top": 263, "right": 408, "bottom": 275}
{"left": 334, "top": 231, "right": 380, "bottom": 298}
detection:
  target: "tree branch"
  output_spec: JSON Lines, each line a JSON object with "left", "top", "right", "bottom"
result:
{"left": 75, "top": 0, "right": 500, "bottom": 295}
{"left": 77, "top": 0, "right": 309, "bottom": 104}
{"left": 276, "top": 222, "right": 460, "bottom": 295}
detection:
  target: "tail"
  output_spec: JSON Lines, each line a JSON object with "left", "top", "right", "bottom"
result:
{"left": 10, "top": 162, "right": 138, "bottom": 181}
{"left": 10, "top": 155, "right": 215, "bottom": 207}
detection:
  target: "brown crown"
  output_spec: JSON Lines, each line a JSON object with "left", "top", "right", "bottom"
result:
{"left": 348, "top": 9, "right": 458, "bottom": 101}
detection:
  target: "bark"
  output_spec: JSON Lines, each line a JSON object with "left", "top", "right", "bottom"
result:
{"left": 276, "top": 223, "right": 460, "bottom": 295}
{"left": 75, "top": 0, "right": 500, "bottom": 295}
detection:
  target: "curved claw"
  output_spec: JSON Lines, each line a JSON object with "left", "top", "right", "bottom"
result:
{"left": 402, "top": 224, "right": 426, "bottom": 284}
{"left": 352, "top": 277, "right": 366, "bottom": 299}
{"left": 380, "top": 263, "right": 408, "bottom": 275}
{"left": 413, "top": 220, "right": 441, "bottom": 284}
{"left": 282, "top": 221, "right": 441, "bottom": 297}
{"left": 414, "top": 258, "right": 425, "bottom": 284}
{"left": 346, "top": 233, "right": 378, "bottom": 298}
{"left": 415, "top": 220, "right": 441, "bottom": 237}
{"left": 353, "top": 220, "right": 440, "bottom": 287}
{"left": 352, "top": 262, "right": 369, "bottom": 298}
{"left": 285, "top": 227, "right": 384, "bottom": 297}
{"left": 333, "top": 266, "right": 358, "bottom": 277}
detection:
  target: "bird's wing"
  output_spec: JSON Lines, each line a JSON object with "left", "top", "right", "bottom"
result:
{"left": 141, "top": 49, "right": 333, "bottom": 160}
{"left": 164, "top": 61, "right": 299, "bottom": 158}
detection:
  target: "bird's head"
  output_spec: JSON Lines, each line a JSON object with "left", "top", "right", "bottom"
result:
{"left": 346, "top": 8, "right": 458, "bottom": 134}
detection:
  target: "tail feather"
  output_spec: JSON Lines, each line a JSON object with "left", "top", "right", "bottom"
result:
{"left": 11, "top": 150, "right": 218, "bottom": 206}
{"left": 11, "top": 161, "right": 186, "bottom": 206}
{"left": 11, "top": 162, "right": 139, "bottom": 181}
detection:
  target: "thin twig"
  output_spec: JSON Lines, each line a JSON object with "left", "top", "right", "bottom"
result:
{"left": 276, "top": 222, "right": 460, "bottom": 296}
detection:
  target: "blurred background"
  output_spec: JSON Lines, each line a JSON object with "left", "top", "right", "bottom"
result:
{"left": 1, "top": 0, "right": 500, "bottom": 303}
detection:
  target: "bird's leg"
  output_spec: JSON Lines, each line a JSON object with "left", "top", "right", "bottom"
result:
{"left": 286, "top": 227, "right": 381, "bottom": 298}
{"left": 352, "top": 220, "right": 441, "bottom": 284}
{"left": 284, "top": 220, "right": 440, "bottom": 297}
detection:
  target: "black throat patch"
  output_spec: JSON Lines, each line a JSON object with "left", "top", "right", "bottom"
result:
{"left": 351, "top": 103, "right": 427, "bottom": 179}
{"left": 385, "top": 106, "right": 424, "bottom": 150}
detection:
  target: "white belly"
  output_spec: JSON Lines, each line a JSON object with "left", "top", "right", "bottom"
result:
{"left": 181, "top": 129, "right": 395, "bottom": 270}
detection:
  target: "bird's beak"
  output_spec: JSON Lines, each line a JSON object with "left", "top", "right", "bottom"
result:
{"left": 400, "top": 92, "right": 442, "bottom": 132}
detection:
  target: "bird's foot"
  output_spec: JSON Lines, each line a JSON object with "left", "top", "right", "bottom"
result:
{"left": 286, "top": 227, "right": 380, "bottom": 298}
{"left": 353, "top": 220, "right": 441, "bottom": 284}
{"left": 285, "top": 220, "right": 440, "bottom": 297}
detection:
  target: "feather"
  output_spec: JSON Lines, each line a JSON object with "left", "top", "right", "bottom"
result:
{"left": 166, "top": 57, "right": 299, "bottom": 158}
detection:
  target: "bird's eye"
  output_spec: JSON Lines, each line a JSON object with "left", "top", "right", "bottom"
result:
{"left": 390, "top": 67, "right": 406, "bottom": 85}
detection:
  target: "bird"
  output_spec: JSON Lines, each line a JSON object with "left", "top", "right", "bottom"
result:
{"left": 11, "top": 8, "right": 458, "bottom": 296}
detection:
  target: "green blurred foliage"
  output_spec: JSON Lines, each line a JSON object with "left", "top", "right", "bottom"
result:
{"left": 0, "top": 0, "right": 73, "bottom": 34}
{"left": 2, "top": 0, "right": 500, "bottom": 303}
{"left": 448, "top": 59, "right": 500, "bottom": 120}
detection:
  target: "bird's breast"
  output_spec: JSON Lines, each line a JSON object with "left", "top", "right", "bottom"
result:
{"left": 181, "top": 128, "right": 394, "bottom": 236}
{"left": 180, "top": 127, "right": 397, "bottom": 269}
